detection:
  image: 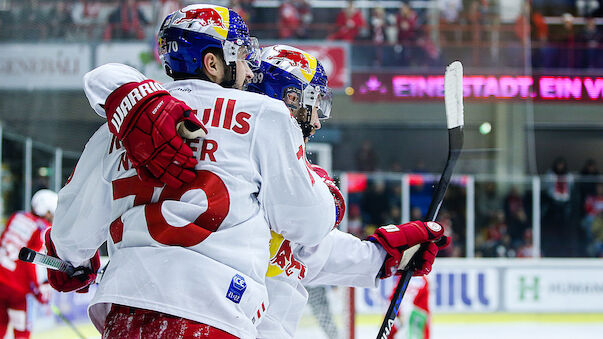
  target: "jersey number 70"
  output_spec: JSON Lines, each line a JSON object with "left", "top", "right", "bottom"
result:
{"left": 111, "top": 170, "right": 230, "bottom": 247}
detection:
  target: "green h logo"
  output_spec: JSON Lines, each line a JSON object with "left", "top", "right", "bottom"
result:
{"left": 519, "top": 276, "right": 539, "bottom": 301}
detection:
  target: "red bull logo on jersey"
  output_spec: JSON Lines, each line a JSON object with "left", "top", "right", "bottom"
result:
{"left": 266, "top": 232, "right": 306, "bottom": 279}
{"left": 174, "top": 7, "right": 226, "bottom": 29}
{"left": 268, "top": 48, "right": 313, "bottom": 74}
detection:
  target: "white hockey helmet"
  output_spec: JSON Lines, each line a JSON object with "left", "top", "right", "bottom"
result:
{"left": 31, "top": 189, "right": 58, "bottom": 217}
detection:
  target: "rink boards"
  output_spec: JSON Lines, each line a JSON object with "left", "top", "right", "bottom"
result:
{"left": 23, "top": 258, "right": 603, "bottom": 338}
{"left": 358, "top": 258, "right": 603, "bottom": 314}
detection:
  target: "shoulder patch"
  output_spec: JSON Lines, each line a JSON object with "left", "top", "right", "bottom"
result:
{"left": 226, "top": 274, "right": 247, "bottom": 304}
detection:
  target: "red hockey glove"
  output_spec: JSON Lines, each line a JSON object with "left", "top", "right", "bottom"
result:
{"left": 368, "top": 221, "right": 449, "bottom": 278}
{"left": 44, "top": 230, "right": 100, "bottom": 293}
{"left": 310, "top": 164, "right": 346, "bottom": 229}
{"left": 104, "top": 80, "right": 207, "bottom": 188}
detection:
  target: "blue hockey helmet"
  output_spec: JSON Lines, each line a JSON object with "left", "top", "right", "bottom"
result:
{"left": 158, "top": 4, "right": 259, "bottom": 85}
{"left": 247, "top": 45, "right": 333, "bottom": 122}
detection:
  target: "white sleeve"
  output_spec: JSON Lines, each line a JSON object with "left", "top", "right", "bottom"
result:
{"left": 253, "top": 100, "right": 336, "bottom": 247}
{"left": 50, "top": 126, "right": 113, "bottom": 267}
{"left": 83, "top": 63, "right": 147, "bottom": 117}
{"left": 299, "top": 229, "right": 387, "bottom": 288}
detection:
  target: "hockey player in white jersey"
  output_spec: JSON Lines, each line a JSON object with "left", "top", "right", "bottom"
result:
{"left": 44, "top": 5, "right": 338, "bottom": 338}
{"left": 78, "top": 42, "right": 449, "bottom": 338}
{"left": 246, "top": 45, "right": 450, "bottom": 339}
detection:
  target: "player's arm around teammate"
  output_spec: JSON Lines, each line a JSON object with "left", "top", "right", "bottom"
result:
{"left": 46, "top": 5, "right": 339, "bottom": 339}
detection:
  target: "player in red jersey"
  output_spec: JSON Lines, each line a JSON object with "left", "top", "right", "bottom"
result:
{"left": 0, "top": 189, "right": 57, "bottom": 339}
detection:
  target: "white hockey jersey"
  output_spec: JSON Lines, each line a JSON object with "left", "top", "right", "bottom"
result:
{"left": 51, "top": 64, "right": 336, "bottom": 339}
{"left": 258, "top": 229, "right": 386, "bottom": 339}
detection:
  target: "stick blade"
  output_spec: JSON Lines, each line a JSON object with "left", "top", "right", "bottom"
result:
{"left": 19, "top": 247, "right": 36, "bottom": 263}
{"left": 445, "top": 61, "right": 464, "bottom": 129}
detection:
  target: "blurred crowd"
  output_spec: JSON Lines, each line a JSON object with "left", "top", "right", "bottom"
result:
{"left": 0, "top": 0, "right": 601, "bottom": 259}
{"left": 339, "top": 139, "right": 603, "bottom": 259}
{"left": 0, "top": 0, "right": 601, "bottom": 68}
{"left": 475, "top": 156, "right": 603, "bottom": 259}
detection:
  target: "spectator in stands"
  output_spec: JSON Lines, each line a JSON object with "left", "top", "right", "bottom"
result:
{"left": 581, "top": 161, "right": 603, "bottom": 255}
{"left": 477, "top": 209, "right": 508, "bottom": 257}
{"left": 477, "top": 182, "right": 500, "bottom": 230}
{"left": 513, "top": 0, "right": 549, "bottom": 67}
{"left": 580, "top": 17, "right": 601, "bottom": 68}
{"left": 277, "top": 0, "right": 312, "bottom": 39}
{"left": 347, "top": 204, "right": 364, "bottom": 238}
{"left": 516, "top": 229, "right": 534, "bottom": 257}
{"left": 395, "top": 2, "right": 418, "bottom": 65}
{"left": 554, "top": 13, "right": 577, "bottom": 68}
{"left": 579, "top": 158, "right": 599, "bottom": 205}
{"left": 584, "top": 183, "right": 603, "bottom": 220}
{"left": 370, "top": 6, "right": 387, "bottom": 66}
{"left": 296, "top": 0, "right": 313, "bottom": 39}
{"left": 465, "top": 0, "right": 482, "bottom": 41}
{"left": 388, "top": 183, "right": 402, "bottom": 212}
{"left": 576, "top": 0, "right": 600, "bottom": 17}
{"left": 542, "top": 156, "right": 576, "bottom": 256}
{"left": 384, "top": 205, "right": 402, "bottom": 225}
{"left": 278, "top": 0, "right": 301, "bottom": 39}
{"left": 410, "top": 206, "right": 423, "bottom": 220}
{"left": 437, "top": 209, "right": 462, "bottom": 257}
{"left": 361, "top": 179, "right": 390, "bottom": 227}
{"left": 355, "top": 139, "right": 378, "bottom": 172}
{"left": 583, "top": 183, "right": 603, "bottom": 256}
{"left": 439, "top": 0, "right": 462, "bottom": 24}
{"left": 103, "top": 0, "right": 148, "bottom": 40}
{"left": 576, "top": 158, "right": 600, "bottom": 254}
{"left": 16, "top": 0, "right": 47, "bottom": 40}
{"left": 465, "top": 0, "right": 488, "bottom": 65}
{"left": 545, "top": 157, "right": 574, "bottom": 208}
{"left": 47, "top": 0, "right": 74, "bottom": 39}
{"left": 416, "top": 28, "right": 442, "bottom": 67}
{"left": 504, "top": 186, "right": 529, "bottom": 249}
{"left": 71, "top": 0, "right": 103, "bottom": 40}
{"left": 328, "top": 0, "right": 365, "bottom": 41}
{"left": 438, "top": 0, "right": 463, "bottom": 44}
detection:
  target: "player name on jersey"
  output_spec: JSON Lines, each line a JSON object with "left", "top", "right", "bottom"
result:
{"left": 200, "top": 97, "right": 251, "bottom": 135}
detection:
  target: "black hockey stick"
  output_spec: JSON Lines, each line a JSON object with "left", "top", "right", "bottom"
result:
{"left": 20, "top": 247, "right": 105, "bottom": 281}
{"left": 19, "top": 247, "right": 77, "bottom": 275}
{"left": 376, "top": 61, "right": 464, "bottom": 339}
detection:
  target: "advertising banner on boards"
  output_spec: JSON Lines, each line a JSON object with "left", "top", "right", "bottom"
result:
{"left": 505, "top": 268, "right": 603, "bottom": 312}
{"left": 0, "top": 44, "right": 91, "bottom": 90}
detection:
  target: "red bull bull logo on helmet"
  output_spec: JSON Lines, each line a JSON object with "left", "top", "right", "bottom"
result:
{"left": 175, "top": 7, "right": 226, "bottom": 29}
{"left": 268, "top": 48, "right": 312, "bottom": 74}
